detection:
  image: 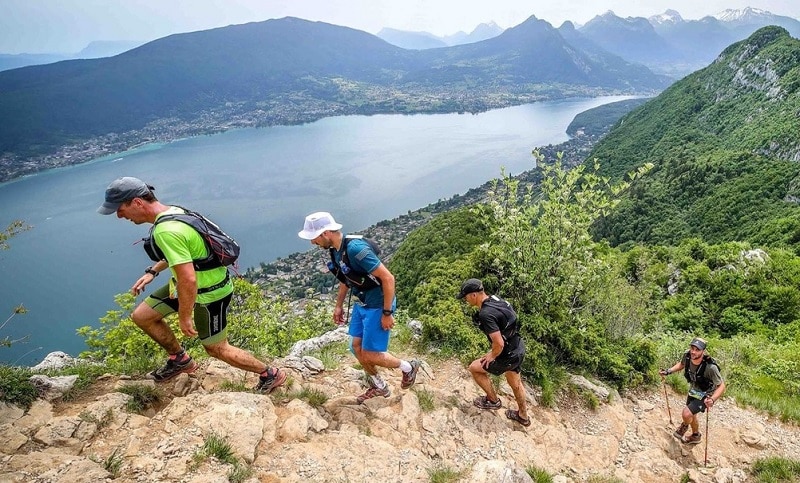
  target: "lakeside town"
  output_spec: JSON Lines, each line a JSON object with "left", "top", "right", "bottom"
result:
{"left": 0, "top": 84, "right": 626, "bottom": 183}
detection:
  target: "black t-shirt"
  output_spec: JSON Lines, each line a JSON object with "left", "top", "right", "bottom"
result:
{"left": 476, "top": 295, "right": 522, "bottom": 358}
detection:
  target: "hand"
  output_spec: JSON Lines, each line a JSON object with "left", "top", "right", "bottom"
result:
{"left": 179, "top": 317, "right": 197, "bottom": 337}
{"left": 381, "top": 313, "right": 394, "bottom": 330}
{"left": 333, "top": 306, "right": 346, "bottom": 326}
{"left": 705, "top": 397, "right": 715, "bottom": 408}
{"left": 659, "top": 369, "right": 669, "bottom": 377}
{"left": 131, "top": 274, "right": 152, "bottom": 296}
{"left": 480, "top": 355, "right": 495, "bottom": 369}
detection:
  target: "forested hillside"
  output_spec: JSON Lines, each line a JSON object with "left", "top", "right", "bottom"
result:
{"left": 388, "top": 28, "right": 800, "bottom": 423}
{"left": 588, "top": 26, "right": 800, "bottom": 249}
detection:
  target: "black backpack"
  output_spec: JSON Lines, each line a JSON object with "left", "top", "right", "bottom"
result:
{"left": 143, "top": 207, "right": 240, "bottom": 271}
{"left": 682, "top": 351, "right": 721, "bottom": 392}
{"left": 327, "top": 235, "right": 382, "bottom": 291}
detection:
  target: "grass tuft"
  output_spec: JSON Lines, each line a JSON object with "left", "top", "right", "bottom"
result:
{"left": 117, "top": 383, "right": 163, "bottom": 413}
{"left": 427, "top": 463, "right": 464, "bottom": 483}
{"left": 751, "top": 456, "right": 800, "bottom": 482}
{"left": 414, "top": 388, "right": 435, "bottom": 412}
{"left": 526, "top": 465, "right": 554, "bottom": 483}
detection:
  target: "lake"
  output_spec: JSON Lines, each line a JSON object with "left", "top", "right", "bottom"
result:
{"left": 0, "top": 96, "right": 632, "bottom": 365}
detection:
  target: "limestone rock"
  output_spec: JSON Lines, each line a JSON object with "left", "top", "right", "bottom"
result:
{"left": 28, "top": 375, "right": 78, "bottom": 401}
{"left": 30, "top": 351, "right": 77, "bottom": 371}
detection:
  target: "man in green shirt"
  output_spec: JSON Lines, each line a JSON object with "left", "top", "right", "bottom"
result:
{"left": 98, "top": 177, "right": 285, "bottom": 392}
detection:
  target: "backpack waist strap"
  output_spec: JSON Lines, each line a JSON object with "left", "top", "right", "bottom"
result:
{"left": 197, "top": 272, "right": 231, "bottom": 294}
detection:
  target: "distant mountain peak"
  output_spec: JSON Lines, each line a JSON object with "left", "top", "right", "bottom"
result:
{"left": 714, "top": 7, "right": 773, "bottom": 22}
{"left": 649, "top": 9, "right": 684, "bottom": 25}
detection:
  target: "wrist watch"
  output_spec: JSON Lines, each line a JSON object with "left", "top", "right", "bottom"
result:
{"left": 382, "top": 309, "right": 393, "bottom": 316}
{"left": 145, "top": 266, "right": 159, "bottom": 277}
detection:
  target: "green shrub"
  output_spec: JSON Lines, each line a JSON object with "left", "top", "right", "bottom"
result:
{"left": 0, "top": 365, "right": 37, "bottom": 409}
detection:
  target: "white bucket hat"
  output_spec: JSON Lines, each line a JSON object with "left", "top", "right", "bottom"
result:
{"left": 298, "top": 211, "right": 343, "bottom": 240}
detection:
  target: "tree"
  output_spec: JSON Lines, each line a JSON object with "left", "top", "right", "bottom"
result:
{"left": 1, "top": 220, "right": 31, "bottom": 349}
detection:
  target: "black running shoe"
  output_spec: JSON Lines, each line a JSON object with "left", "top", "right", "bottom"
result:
{"left": 149, "top": 355, "right": 197, "bottom": 382}
{"left": 255, "top": 367, "right": 287, "bottom": 394}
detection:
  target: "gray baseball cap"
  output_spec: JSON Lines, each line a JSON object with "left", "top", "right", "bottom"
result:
{"left": 97, "top": 177, "right": 154, "bottom": 215}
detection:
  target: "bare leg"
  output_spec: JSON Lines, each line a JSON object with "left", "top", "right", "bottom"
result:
{"left": 360, "top": 350, "right": 402, "bottom": 370}
{"left": 681, "top": 406, "right": 695, "bottom": 429}
{"left": 351, "top": 337, "right": 378, "bottom": 375}
{"left": 131, "top": 302, "right": 182, "bottom": 354}
{"left": 468, "top": 359, "right": 499, "bottom": 402}
{"left": 204, "top": 339, "right": 267, "bottom": 373}
{"left": 505, "top": 371, "right": 528, "bottom": 420}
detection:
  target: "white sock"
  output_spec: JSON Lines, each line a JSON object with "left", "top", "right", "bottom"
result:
{"left": 399, "top": 360, "right": 412, "bottom": 373}
{"left": 370, "top": 374, "right": 386, "bottom": 389}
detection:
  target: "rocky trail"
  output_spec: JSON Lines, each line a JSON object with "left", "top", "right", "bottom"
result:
{"left": 2, "top": 348, "right": 799, "bottom": 483}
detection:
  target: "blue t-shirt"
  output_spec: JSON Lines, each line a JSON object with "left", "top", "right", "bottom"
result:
{"left": 333, "top": 235, "right": 385, "bottom": 308}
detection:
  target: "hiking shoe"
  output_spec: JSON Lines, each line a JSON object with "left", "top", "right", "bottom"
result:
{"left": 473, "top": 395, "right": 502, "bottom": 410}
{"left": 401, "top": 360, "right": 422, "bottom": 389}
{"left": 683, "top": 432, "right": 702, "bottom": 445}
{"left": 149, "top": 355, "right": 198, "bottom": 382}
{"left": 356, "top": 385, "right": 391, "bottom": 404}
{"left": 673, "top": 422, "right": 689, "bottom": 440}
{"left": 255, "top": 367, "right": 287, "bottom": 394}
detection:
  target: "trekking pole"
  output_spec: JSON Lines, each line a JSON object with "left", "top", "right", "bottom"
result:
{"left": 662, "top": 377, "right": 673, "bottom": 425}
{"left": 704, "top": 406, "right": 710, "bottom": 466}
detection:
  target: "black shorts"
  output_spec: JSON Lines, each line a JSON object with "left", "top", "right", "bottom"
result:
{"left": 686, "top": 396, "right": 707, "bottom": 414}
{"left": 145, "top": 284, "right": 231, "bottom": 345}
{"left": 484, "top": 340, "right": 525, "bottom": 376}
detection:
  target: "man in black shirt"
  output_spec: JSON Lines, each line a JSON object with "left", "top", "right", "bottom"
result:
{"left": 458, "top": 278, "right": 530, "bottom": 426}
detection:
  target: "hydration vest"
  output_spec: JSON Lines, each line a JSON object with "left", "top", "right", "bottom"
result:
{"left": 143, "top": 207, "right": 240, "bottom": 271}
{"left": 682, "top": 351, "right": 720, "bottom": 392}
{"left": 327, "top": 235, "right": 382, "bottom": 293}
{"left": 474, "top": 295, "right": 521, "bottom": 349}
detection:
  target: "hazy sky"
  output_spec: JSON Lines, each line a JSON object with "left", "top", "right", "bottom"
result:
{"left": 3, "top": 0, "right": 799, "bottom": 54}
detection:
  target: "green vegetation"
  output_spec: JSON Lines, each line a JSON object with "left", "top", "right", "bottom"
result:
{"left": 396, "top": 155, "right": 658, "bottom": 392}
{"left": 92, "top": 448, "right": 123, "bottom": 479}
{"left": 566, "top": 98, "right": 650, "bottom": 137}
{"left": 76, "top": 278, "right": 331, "bottom": 375}
{"left": 588, "top": 27, "right": 800, "bottom": 252}
{"left": 427, "top": 464, "right": 464, "bottom": 483}
{"left": 414, "top": 388, "right": 436, "bottom": 412}
{"left": 192, "top": 432, "right": 253, "bottom": 482}
{"left": 1, "top": 220, "right": 31, "bottom": 350}
{"left": 0, "top": 365, "right": 37, "bottom": 409}
{"left": 526, "top": 465, "right": 554, "bottom": 483}
{"left": 751, "top": 456, "right": 800, "bottom": 482}
{"left": 117, "top": 383, "right": 163, "bottom": 413}
{"left": 290, "top": 387, "right": 328, "bottom": 408}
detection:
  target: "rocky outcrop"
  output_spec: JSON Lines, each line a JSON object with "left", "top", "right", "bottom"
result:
{"left": 2, "top": 358, "right": 799, "bottom": 482}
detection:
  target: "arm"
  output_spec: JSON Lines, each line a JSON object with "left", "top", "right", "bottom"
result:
{"left": 481, "top": 331, "right": 505, "bottom": 367}
{"left": 705, "top": 380, "right": 726, "bottom": 408}
{"left": 370, "top": 263, "right": 395, "bottom": 330}
{"left": 173, "top": 262, "right": 198, "bottom": 337}
{"left": 333, "top": 283, "right": 349, "bottom": 325}
{"left": 131, "top": 259, "right": 169, "bottom": 295}
{"left": 659, "top": 360, "right": 685, "bottom": 377}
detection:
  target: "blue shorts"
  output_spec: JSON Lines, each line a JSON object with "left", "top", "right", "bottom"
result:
{"left": 348, "top": 303, "right": 392, "bottom": 352}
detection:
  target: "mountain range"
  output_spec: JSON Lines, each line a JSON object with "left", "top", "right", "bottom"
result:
{"left": 0, "top": 16, "right": 668, "bottom": 181}
{"left": 580, "top": 7, "right": 800, "bottom": 76}
{"left": 376, "top": 22, "right": 504, "bottom": 50}
{"left": 379, "top": 7, "right": 800, "bottom": 78}
{"left": 0, "top": 41, "right": 144, "bottom": 72}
